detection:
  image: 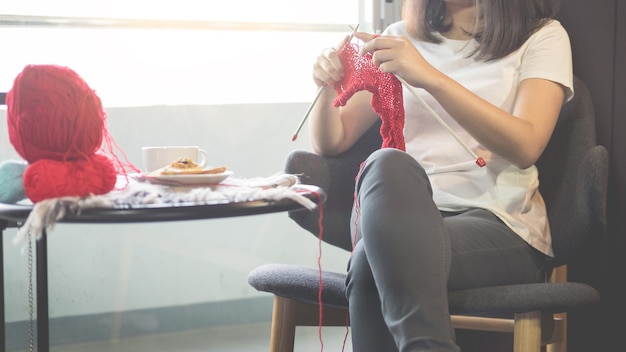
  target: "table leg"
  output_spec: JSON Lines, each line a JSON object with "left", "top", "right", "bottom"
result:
{"left": 1, "top": 225, "right": 5, "bottom": 352}
{"left": 36, "top": 230, "right": 49, "bottom": 352}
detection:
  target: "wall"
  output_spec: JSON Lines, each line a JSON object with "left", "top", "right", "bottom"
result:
{"left": 0, "top": 103, "right": 352, "bottom": 348}
{"left": 558, "top": 2, "right": 626, "bottom": 351}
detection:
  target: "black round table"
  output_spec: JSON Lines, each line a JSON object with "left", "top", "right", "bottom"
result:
{"left": 0, "top": 185, "right": 325, "bottom": 352}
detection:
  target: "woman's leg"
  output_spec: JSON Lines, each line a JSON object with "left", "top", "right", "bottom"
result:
{"left": 444, "top": 209, "right": 547, "bottom": 291}
{"left": 345, "top": 149, "right": 548, "bottom": 352}
{"left": 346, "top": 149, "right": 458, "bottom": 352}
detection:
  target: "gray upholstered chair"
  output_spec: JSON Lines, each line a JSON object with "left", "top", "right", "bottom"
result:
{"left": 248, "top": 77, "right": 608, "bottom": 352}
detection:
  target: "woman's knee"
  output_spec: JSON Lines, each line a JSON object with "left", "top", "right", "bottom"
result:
{"left": 364, "top": 148, "right": 418, "bottom": 173}
{"left": 346, "top": 243, "right": 376, "bottom": 295}
{"left": 358, "top": 148, "right": 431, "bottom": 195}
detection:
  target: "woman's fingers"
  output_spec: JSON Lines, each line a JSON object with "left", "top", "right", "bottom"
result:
{"left": 313, "top": 47, "right": 345, "bottom": 86}
{"left": 356, "top": 36, "right": 400, "bottom": 72}
{"left": 353, "top": 31, "right": 378, "bottom": 43}
{"left": 313, "top": 32, "right": 409, "bottom": 87}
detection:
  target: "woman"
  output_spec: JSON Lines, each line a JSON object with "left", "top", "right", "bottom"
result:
{"left": 308, "top": 0, "right": 572, "bottom": 351}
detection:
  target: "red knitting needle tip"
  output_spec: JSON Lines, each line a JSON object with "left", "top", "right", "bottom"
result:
{"left": 476, "top": 157, "right": 487, "bottom": 167}
{"left": 291, "top": 133, "right": 298, "bottom": 141}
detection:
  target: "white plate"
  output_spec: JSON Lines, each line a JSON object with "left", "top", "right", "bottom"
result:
{"left": 140, "top": 170, "right": 233, "bottom": 186}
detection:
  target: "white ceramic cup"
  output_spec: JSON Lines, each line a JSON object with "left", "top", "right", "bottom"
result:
{"left": 142, "top": 146, "right": 209, "bottom": 173}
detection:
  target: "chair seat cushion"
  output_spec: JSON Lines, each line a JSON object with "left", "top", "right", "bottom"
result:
{"left": 248, "top": 264, "right": 600, "bottom": 315}
{"left": 249, "top": 263, "right": 349, "bottom": 308}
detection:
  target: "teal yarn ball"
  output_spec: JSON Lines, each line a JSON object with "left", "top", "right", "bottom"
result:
{"left": 0, "top": 160, "right": 27, "bottom": 204}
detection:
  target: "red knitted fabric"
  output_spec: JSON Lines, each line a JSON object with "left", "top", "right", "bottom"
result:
{"left": 333, "top": 43, "right": 405, "bottom": 151}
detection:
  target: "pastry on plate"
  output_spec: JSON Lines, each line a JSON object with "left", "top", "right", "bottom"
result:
{"left": 159, "top": 157, "right": 227, "bottom": 175}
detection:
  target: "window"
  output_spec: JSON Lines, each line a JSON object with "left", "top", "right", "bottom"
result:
{"left": 0, "top": 1, "right": 382, "bottom": 106}
{"left": 1, "top": 3, "right": 405, "bottom": 349}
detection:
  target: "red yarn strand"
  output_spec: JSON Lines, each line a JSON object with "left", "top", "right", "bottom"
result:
{"left": 313, "top": 191, "right": 325, "bottom": 352}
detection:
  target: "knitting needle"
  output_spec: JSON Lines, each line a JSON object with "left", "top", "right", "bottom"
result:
{"left": 291, "top": 86, "right": 323, "bottom": 141}
{"left": 395, "top": 75, "right": 486, "bottom": 167}
{"left": 291, "top": 24, "right": 360, "bottom": 141}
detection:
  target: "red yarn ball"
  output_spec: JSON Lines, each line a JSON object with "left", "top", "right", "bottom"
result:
{"left": 5, "top": 64, "right": 121, "bottom": 202}
{"left": 23, "top": 154, "right": 117, "bottom": 203}
{"left": 6, "top": 64, "right": 105, "bottom": 163}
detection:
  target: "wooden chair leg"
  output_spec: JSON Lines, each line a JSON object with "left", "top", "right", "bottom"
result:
{"left": 546, "top": 265, "right": 568, "bottom": 352}
{"left": 451, "top": 315, "right": 514, "bottom": 333}
{"left": 270, "top": 296, "right": 297, "bottom": 352}
{"left": 271, "top": 295, "right": 561, "bottom": 352}
{"left": 513, "top": 311, "right": 542, "bottom": 352}
{"left": 269, "top": 295, "right": 349, "bottom": 352}
{"left": 545, "top": 313, "right": 567, "bottom": 352}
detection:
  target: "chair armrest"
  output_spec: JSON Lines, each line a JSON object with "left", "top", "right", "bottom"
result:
{"left": 286, "top": 121, "right": 382, "bottom": 251}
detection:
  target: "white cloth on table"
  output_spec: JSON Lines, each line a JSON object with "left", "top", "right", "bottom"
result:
{"left": 13, "top": 173, "right": 318, "bottom": 244}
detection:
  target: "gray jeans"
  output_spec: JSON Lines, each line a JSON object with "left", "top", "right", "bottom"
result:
{"left": 346, "top": 149, "right": 548, "bottom": 352}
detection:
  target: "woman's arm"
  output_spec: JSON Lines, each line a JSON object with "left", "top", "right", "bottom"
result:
{"left": 359, "top": 33, "right": 565, "bottom": 169}
{"left": 426, "top": 75, "right": 564, "bottom": 169}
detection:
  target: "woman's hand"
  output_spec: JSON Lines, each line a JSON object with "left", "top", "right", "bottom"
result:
{"left": 312, "top": 35, "right": 353, "bottom": 88}
{"left": 355, "top": 32, "right": 442, "bottom": 91}
{"left": 308, "top": 34, "right": 381, "bottom": 156}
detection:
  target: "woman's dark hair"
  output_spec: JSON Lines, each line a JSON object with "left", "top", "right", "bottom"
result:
{"left": 403, "top": 0, "right": 561, "bottom": 61}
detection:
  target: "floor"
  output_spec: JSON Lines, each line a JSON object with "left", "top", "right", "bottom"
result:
{"left": 26, "top": 322, "right": 354, "bottom": 352}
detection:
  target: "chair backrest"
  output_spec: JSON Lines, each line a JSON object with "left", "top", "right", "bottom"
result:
{"left": 535, "top": 77, "right": 608, "bottom": 267}
{"left": 287, "top": 77, "right": 608, "bottom": 266}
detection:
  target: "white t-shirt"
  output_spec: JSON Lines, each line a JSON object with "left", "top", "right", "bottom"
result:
{"left": 383, "top": 20, "right": 573, "bottom": 256}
